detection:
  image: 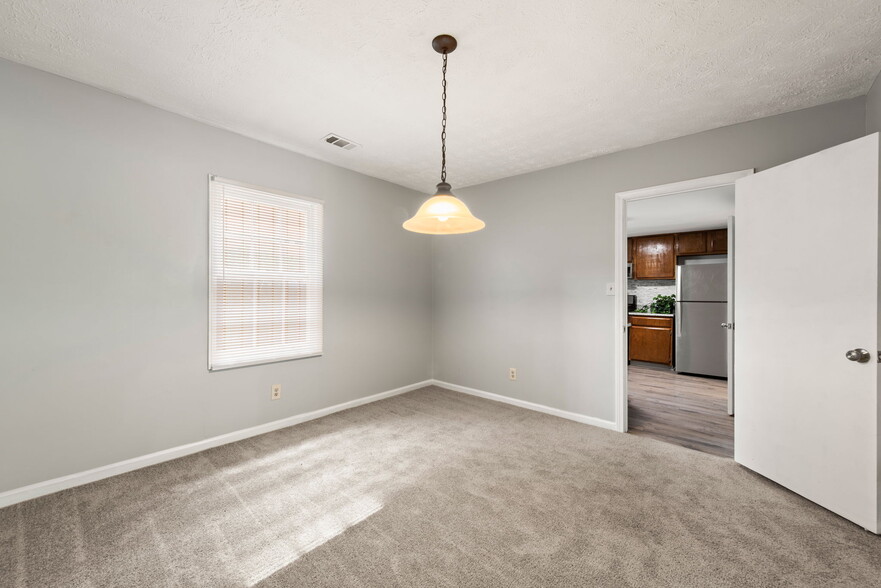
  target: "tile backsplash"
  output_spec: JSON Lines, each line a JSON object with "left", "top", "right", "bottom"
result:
{"left": 628, "top": 279, "right": 676, "bottom": 309}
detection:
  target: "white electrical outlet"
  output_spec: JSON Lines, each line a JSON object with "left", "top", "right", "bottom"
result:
{"left": 509, "top": 368, "right": 517, "bottom": 381}
{"left": 605, "top": 282, "right": 615, "bottom": 295}
{"left": 271, "top": 384, "right": 281, "bottom": 400}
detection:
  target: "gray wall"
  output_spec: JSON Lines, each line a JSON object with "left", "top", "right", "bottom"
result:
{"left": 0, "top": 59, "right": 432, "bottom": 493}
{"left": 432, "top": 97, "right": 867, "bottom": 422}
{"left": 868, "top": 70, "right": 881, "bottom": 134}
{"left": 1, "top": 54, "right": 875, "bottom": 494}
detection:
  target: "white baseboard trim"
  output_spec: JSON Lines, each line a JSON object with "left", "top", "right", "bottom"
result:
{"left": 0, "top": 379, "right": 614, "bottom": 508}
{"left": 0, "top": 379, "right": 433, "bottom": 509}
{"left": 430, "top": 379, "right": 617, "bottom": 431}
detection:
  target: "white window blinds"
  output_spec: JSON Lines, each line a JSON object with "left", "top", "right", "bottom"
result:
{"left": 209, "top": 176, "right": 323, "bottom": 370}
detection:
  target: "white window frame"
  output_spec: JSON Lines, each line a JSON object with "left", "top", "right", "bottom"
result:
{"left": 208, "top": 175, "right": 324, "bottom": 371}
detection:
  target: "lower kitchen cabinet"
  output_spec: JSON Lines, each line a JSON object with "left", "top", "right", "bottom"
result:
{"left": 628, "top": 315, "right": 674, "bottom": 365}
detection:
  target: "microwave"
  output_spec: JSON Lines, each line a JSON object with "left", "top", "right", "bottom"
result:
{"left": 626, "top": 263, "right": 633, "bottom": 279}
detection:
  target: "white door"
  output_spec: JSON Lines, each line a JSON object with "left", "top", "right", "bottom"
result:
{"left": 735, "top": 133, "right": 879, "bottom": 533}
{"left": 726, "top": 215, "right": 734, "bottom": 416}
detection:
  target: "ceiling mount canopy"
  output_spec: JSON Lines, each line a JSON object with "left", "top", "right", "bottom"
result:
{"left": 403, "top": 34, "right": 485, "bottom": 235}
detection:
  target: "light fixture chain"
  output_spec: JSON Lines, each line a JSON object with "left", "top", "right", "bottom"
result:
{"left": 441, "top": 52, "right": 447, "bottom": 183}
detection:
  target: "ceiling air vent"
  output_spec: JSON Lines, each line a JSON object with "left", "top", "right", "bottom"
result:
{"left": 322, "top": 133, "right": 359, "bottom": 151}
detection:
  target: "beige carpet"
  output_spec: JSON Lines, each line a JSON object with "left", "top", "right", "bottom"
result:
{"left": 1, "top": 386, "right": 879, "bottom": 587}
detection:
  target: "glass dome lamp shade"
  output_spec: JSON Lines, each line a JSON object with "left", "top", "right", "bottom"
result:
{"left": 403, "top": 182, "right": 485, "bottom": 234}
{"left": 404, "top": 34, "right": 485, "bottom": 235}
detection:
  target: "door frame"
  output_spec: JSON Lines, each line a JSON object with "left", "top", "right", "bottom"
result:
{"left": 613, "top": 169, "right": 754, "bottom": 433}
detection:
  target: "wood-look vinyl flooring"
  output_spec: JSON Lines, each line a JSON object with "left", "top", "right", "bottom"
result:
{"left": 627, "top": 363, "right": 733, "bottom": 458}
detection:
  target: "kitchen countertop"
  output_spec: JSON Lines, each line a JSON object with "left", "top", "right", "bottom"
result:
{"left": 628, "top": 312, "right": 674, "bottom": 317}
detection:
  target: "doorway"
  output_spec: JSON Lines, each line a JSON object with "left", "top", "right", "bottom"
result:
{"left": 613, "top": 170, "right": 753, "bottom": 457}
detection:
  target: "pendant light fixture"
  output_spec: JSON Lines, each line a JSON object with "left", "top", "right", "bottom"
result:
{"left": 403, "top": 34, "right": 485, "bottom": 235}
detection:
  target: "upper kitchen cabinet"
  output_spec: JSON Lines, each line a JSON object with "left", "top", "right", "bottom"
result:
{"left": 630, "top": 229, "right": 727, "bottom": 279}
{"left": 672, "top": 228, "right": 728, "bottom": 256}
{"left": 675, "top": 231, "right": 707, "bottom": 256}
{"left": 707, "top": 229, "right": 728, "bottom": 253}
{"left": 633, "top": 234, "right": 675, "bottom": 279}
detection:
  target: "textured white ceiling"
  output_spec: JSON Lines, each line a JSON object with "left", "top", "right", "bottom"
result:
{"left": 2, "top": 1, "right": 880, "bottom": 192}
{"left": 627, "top": 185, "right": 734, "bottom": 237}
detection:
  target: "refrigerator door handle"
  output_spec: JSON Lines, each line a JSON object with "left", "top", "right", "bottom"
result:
{"left": 676, "top": 302, "right": 682, "bottom": 338}
{"left": 676, "top": 263, "right": 682, "bottom": 300}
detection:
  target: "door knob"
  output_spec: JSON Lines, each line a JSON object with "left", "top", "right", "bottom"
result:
{"left": 845, "top": 348, "right": 871, "bottom": 363}
{"left": 720, "top": 323, "right": 733, "bottom": 330}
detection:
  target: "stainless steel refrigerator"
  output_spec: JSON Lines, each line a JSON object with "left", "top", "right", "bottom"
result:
{"left": 675, "top": 255, "right": 728, "bottom": 378}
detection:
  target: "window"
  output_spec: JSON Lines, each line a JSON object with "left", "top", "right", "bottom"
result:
{"left": 209, "top": 176, "right": 323, "bottom": 370}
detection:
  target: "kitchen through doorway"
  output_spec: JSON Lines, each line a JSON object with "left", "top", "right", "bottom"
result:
{"left": 614, "top": 171, "right": 752, "bottom": 458}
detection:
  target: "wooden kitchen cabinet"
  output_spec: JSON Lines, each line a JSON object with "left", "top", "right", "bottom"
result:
{"left": 674, "top": 229, "right": 729, "bottom": 256}
{"left": 628, "top": 315, "right": 674, "bottom": 365}
{"left": 707, "top": 229, "right": 728, "bottom": 253}
{"left": 633, "top": 234, "right": 675, "bottom": 279}
{"left": 675, "top": 231, "right": 707, "bottom": 256}
{"left": 630, "top": 229, "right": 727, "bottom": 279}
